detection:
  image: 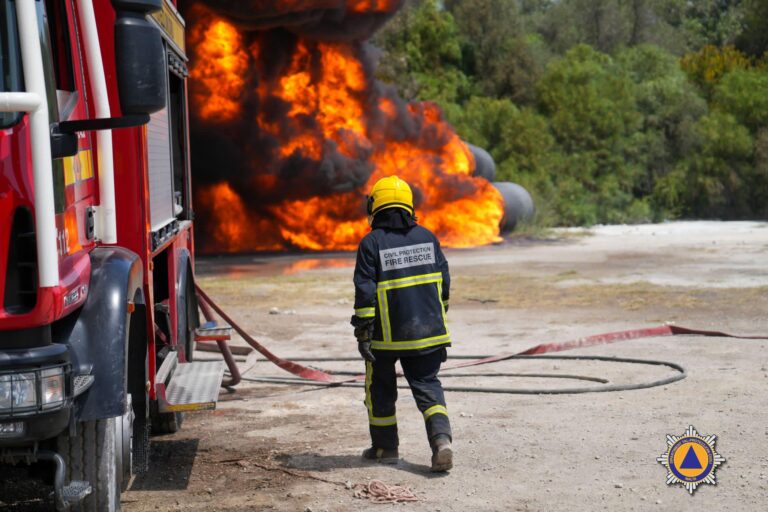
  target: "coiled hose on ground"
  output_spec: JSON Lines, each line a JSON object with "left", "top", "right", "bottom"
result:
{"left": 196, "top": 286, "right": 766, "bottom": 396}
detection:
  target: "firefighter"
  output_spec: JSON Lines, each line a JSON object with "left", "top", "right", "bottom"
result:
{"left": 351, "top": 175, "right": 453, "bottom": 472}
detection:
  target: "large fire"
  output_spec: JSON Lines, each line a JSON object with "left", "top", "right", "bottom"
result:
{"left": 186, "top": 3, "right": 503, "bottom": 252}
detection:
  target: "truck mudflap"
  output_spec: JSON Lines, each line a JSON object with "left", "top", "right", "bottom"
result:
{"left": 52, "top": 247, "right": 143, "bottom": 421}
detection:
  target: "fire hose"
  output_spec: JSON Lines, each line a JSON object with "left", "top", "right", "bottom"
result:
{"left": 195, "top": 285, "right": 768, "bottom": 394}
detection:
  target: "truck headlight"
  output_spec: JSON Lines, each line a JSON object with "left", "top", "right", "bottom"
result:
{"left": 0, "top": 365, "right": 68, "bottom": 414}
{"left": 0, "top": 375, "right": 11, "bottom": 410}
{"left": 14, "top": 373, "right": 37, "bottom": 410}
{"left": 0, "top": 373, "right": 38, "bottom": 411}
{"left": 41, "top": 367, "right": 65, "bottom": 409}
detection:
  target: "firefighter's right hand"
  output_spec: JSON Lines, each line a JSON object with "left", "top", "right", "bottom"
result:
{"left": 353, "top": 317, "right": 374, "bottom": 342}
{"left": 353, "top": 323, "right": 371, "bottom": 342}
{"left": 358, "top": 341, "right": 376, "bottom": 362}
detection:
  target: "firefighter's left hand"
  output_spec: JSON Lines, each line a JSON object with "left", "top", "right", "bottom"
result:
{"left": 358, "top": 341, "right": 376, "bottom": 362}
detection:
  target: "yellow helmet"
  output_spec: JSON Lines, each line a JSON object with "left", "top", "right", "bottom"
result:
{"left": 367, "top": 176, "right": 414, "bottom": 216}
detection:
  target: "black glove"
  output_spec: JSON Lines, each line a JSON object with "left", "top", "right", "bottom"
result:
{"left": 353, "top": 322, "right": 373, "bottom": 342}
{"left": 351, "top": 315, "right": 374, "bottom": 340}
{"left": 351, "top": 315, "right": 375, "bottom": 362}
{"left": 444, "top": 302, "right": 449, "bottom": 313}
{"left": 358, "top": 341, "right": 376, "bottom": 362}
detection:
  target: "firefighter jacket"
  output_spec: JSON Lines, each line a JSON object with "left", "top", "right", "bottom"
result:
{"left": 353, "top": 214, "right": 450, "bottom": 357}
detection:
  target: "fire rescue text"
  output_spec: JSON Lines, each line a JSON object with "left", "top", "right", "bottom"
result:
{"left": 379, "top": 243, "right": 435, "bottom": 271}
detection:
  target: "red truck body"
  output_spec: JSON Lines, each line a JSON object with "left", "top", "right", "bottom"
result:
{"left": 0, "top": 1, "right": 220, "bottom": 509}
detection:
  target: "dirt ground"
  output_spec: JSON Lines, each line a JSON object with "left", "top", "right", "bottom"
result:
{"left": 3, "top": 221, "right": 767, "bottom": 511}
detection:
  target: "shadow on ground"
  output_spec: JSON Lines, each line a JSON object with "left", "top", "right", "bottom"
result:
{"left": 0, "top": 464, "right": 54, "bottom": 511}
{"left": 282, "top": 452, "right": 450, "bottom": 479}
{"left": 130, "top": 438, "right": 199, "bottom": 491}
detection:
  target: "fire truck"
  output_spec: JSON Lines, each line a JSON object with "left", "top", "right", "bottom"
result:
{"left": 0, "top": 0, "right": 226, "bottom": 509}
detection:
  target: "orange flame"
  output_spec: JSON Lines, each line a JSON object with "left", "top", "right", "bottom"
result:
{"left": 187, "top": 6, "right": 248, "bottom": 122}
{"left": 189, "top": 6, "right": 503, "bottom": 253}
{"left": 346, "top": 0, "right": 402, "bottom": 13}
{"left": 196, "top": 183, "right": 285, "bottom": 252}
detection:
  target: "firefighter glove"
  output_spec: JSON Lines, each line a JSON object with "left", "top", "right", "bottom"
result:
{"left": 358, "top": 341, "right": 376, "bottom": 362}
{"left": 351, "top": 315, "right": 374, "bottom": 342}
{"left": 353, "top": 323, "right": 373, "bottom": 343}
{"left": 351, "top": 315, "right": 375, "bottom": 362}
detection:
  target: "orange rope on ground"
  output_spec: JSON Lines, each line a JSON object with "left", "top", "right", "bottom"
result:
{"left": 354, "top": 479, "right": 420, "bottom": 503}
{"left": 215, "top": 457, "right": 421, "bottom": 504}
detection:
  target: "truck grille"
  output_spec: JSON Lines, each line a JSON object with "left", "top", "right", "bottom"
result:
{"left": 4, "top": 208, "right": 37, "bottom": 314}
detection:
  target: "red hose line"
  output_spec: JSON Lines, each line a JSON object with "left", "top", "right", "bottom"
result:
{"left": 197, "top": 285, "right": 358, "bottom": 384}
{"left": 195, "top": 285, "right": 768, "bottom": 385}
{"left": 197, "top": 287, "right": 243, "bottom": 386}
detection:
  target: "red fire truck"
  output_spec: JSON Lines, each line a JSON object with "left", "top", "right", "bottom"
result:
{"left": 0, "top": 1, "right": 225, "bottom": 509}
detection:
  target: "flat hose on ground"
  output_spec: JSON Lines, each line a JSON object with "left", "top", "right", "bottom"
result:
{"left": 196, "top": 285, "right": 767, "bottom": 394}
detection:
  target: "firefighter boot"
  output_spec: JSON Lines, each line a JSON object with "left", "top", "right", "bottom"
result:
{"left": 430, "top": 435, "right": 453, "bottom": 472}
{"left": 362, "top": 447, "right": 400, "bottom": 464}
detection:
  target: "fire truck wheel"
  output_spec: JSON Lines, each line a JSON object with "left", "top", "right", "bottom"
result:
{"left": 179, "top": 274, "right": 198, "bottom": 363}
{"left": 57, "top": 415, "right": 125, "bottom": 511}
{"left": 115, "top": 394, "right": 135, "bottom": 492}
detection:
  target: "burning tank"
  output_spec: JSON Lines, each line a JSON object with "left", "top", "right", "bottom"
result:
{"left": 181, "top": 1, "right": 529, "bottom": 252}
{"left": 466, "top": 144, "right": 535, "bottom": 230}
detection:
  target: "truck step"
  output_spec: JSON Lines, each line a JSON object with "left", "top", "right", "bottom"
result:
{"left": 61, "top": 480, "right": 92, "bottom": 504}
{"left": 194, "top": 324, "right": 232, "bottom": 342}
{"left": 155, "top": 352, "right": 226, "bottom": 413}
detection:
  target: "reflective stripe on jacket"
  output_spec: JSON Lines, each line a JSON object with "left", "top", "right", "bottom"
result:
{"left": 353, "top": 223, "right": 450, "bottom": 356}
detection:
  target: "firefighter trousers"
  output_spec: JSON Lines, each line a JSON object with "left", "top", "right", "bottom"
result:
{"left": 364, "top": 348, "right": 452, "bottom": 450}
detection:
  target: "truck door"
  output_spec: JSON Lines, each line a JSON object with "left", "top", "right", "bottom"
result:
{"left": 40, "top": 0, "right": 97, "bottom": 260}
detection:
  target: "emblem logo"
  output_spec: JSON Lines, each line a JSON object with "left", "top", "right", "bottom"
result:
{"left": 657, "top": 425, "right": 725, "bottom": 494}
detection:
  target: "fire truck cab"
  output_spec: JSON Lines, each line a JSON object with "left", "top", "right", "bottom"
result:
{"left": 0, "top": 1, "right": 225, "bottom": 509}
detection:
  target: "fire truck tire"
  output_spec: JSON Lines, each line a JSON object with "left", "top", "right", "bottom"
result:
{"left": 177, "top": 258, "right": 199, "bottom": 363}
{"left": 57, "top": 416, "right": 124, "bottom": 512}
{"left": 115, "top": 394, "right": 135, "bottom": 492}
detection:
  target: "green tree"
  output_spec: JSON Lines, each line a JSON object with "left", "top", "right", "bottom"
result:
{"left": 677, "top": 0, "right": 745, "bottom": 49}
{"left": 446, "top": 96, "right": 519, "bottom": 152}
{"left": 534, "top": 45, "right": 648, "bottom": 224}
{"left": 616, "top": 45, "right": 708, "bottom": 216}
{"left": 752, "top": 128, "right": 768, "bottom": 216}
{"left": 448, "top": 96, "right": 562, "bottom": 225}
{"left": 536, "top": 45, "right": 640, "bottom": 151}
{"left": 655, "top": 112, "right": 755, "bottom": 218}
{"left": 533, "top": 0, "right": 691, "bottom": 55}
{"left": 373, "top": 0, "right": 469, "bottom": 104}
{"left": 537, "top": 0, "right": 633, "bottom": 54}
{"left": 445, "top": 0, "right": 547, "bottom": 104}
{"left": 736, "top": 0, "right": 768, "bottom": 57}
{"left": 680, "top": 45, "right": 751, "bottom": 93}
{"left": 713, "top": 68, "right": 768, "bottom": 131}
